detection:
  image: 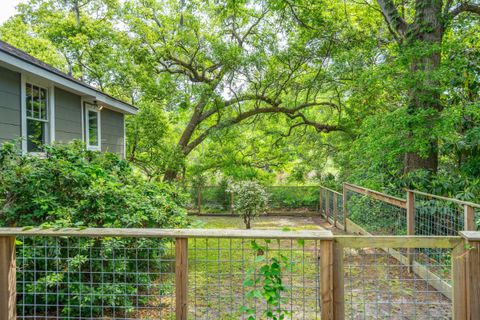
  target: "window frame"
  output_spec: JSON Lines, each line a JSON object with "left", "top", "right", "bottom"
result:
{"left": 21, "top": 74, "right": 55, "bottom": 153}
{"left": 84, "top": 102, "right": 102, "bottom": 151}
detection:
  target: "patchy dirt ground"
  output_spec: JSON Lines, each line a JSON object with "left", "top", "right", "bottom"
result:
{"left": 194, "top": 215, "right": 326, "bottom": 230}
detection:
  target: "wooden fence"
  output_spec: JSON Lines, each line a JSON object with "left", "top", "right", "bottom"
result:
{"left": 0, "top": 228, "right": 478, "bottom": 319}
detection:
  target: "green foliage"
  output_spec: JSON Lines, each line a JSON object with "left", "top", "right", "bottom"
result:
{"left": 242, "top": 240, "right": 291, "bottom": 320}
{"left": 0, "top": 141, "right": 189, "bottom": 317}
{"left": 267, "top": 186, "right": 319, "bottom": 210}
{"left": 0, "top": 141, "right": 188, "bottom": 228}
{"left": 228, "top": 181, "right": 268, "bottom": 229}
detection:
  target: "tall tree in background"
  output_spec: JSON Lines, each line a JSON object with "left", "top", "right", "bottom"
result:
{"left": 124, "top": 0, "right": 345, "bottom": 180}
{"left": 376, "top": 0, "right": 480, "bottom": 173}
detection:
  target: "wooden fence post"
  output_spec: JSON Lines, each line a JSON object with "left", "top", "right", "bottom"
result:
{"left": 319, "top": 188, "right": 323, "bottom": 216}
{"left": 325, "top": 191, "right": 330, "bottom": 222}
{"left": 342, "top": 184, "right": 347, "bottom": 232}
{"left": 333, "top": 193, "right": 338, "bottom": 227}
{"left": 458, "top": 232, "right": 480, "bottom": 319}
{"left": 0, "top": 236, "right": 16, "bottom": 320}
{"left": 230, "top": 192, "right": 235, "bottom": 215}
{"left": 176, "top": 238, "right": 188, "bottom": 320}
{"left": 406, "top": 190, "right": 415, "bottom": 272}
{"left": 197, "top": 189, "right": 202, "bottom": 215}
{"left": 464, "top": 204, "right": 475, "bottom": 231}
{"left": 452, "top": 241, "right": 467, "bottom": 320}
{"left": 320, "top": 240, "right": 334, "bottom": 320}
{"left": 320, "top": 239, "right": 343, "bottom": 320}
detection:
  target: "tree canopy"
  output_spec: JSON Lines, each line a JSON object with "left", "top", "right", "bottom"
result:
{"left": 1, "top": 0, "right": 479, "bottom": 199}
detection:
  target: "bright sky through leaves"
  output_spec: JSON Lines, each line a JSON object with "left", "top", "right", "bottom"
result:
{"left": 0, "top": 0, "right": 23, "bottom": 24}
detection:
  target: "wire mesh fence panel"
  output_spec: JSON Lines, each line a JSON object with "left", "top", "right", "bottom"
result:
{"left": 16, "top": 236, "right": 176, "bottom": 320}
{"left": 414, "top": 193, "right": 464, "bottom": 236}
{"left": 320, "top": 189, "right": 327, "bottom": 217}
{"left": 413, "top": 193, "right": 465, "bottom": 285}
{"left": 344, "top": 247, "right": 452, "bottom": 319}
{"left": 345, "top": 189, "right": 407, "bottom": 235}
{"left": 327, "top": 191, "right": 335, "bottom": 222}
{"left": 189, "top": 237, "right": 321, "bottom": 319}
{"left": 336, "top": 195, "right": 344, "bottom": 226}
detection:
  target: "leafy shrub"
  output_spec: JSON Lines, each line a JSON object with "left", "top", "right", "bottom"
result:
{"left": 0, "top": 141, "right": 189, "bottom": 317}
{"left": 266, "top": 186, "right": 319, "bottom": 210}
{"left": 228, "top": 181, "right": 268, "bottom": 229}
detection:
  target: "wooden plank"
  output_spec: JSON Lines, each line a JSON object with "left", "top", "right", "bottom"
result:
{"left": 409, "top": 189, "right": 480, "bottom": 209}
{"left": 175, "top": 238, "right": 188, "bottom": 320}
{"left": 320, "top": 185, "right": 342, "bottom": 196}
{"left": 460, "top": 231, "right": 480, "bottom": 241}
{"left": 452, "top": 242, "right": 467, "bottom": 320}
{"left": 320, "top": 240, "right": 334, "bottom": 320}
{"left": 333, "top": 193, "right": 338, "bottom": 227}
{"left": 407, "top": 191, "right": 415, "bottom": 272}
{"left": 344, "top": 183, "right": 407, "bottom": 209}
{"left": 464, "top": 205, "right": 476, "bottom": 231}
{"left": 0, "top": 227, "right": 334, "bottom": 240}
{"left": 466, "top": 240, "right": 480, "bottom": 319}
{"left": 333, "top": 242, "right": 345, "bottom": 320}
{"left": 335, "top": 235, "right": 459, "bottom": 249}
{"left": 0, "top": 236, "right": 16, "bottom": 320}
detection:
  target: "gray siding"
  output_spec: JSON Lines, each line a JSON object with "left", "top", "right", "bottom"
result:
{"left": 101, "top": 108, "right": 125, "bottom": 157}
{"left": 0, "top": 66, "right": 21, "bottom": 142}
{"left": 55, "top": 87, "right": 82, "bottom": 143}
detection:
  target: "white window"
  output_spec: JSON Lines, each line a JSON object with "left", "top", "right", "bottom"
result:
{"left": 25, "top": 83, "right": 49, "bottom": 152}
{"left": 84, "top": 103, "right": 101, "bottom": 150}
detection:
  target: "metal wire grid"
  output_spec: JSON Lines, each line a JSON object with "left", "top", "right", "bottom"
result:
{"left": 344, "top": 247, "right": 452, "bottom": 319}
{"left": 346, "top": 189, "right": 407, "bottom": 235}
{"left": 189, "top": 238, "right": 321, "bottom": 319}
{"left": 414, "top": 193, "right": 464, "bottom": 236}
{"left": 336, "top": 195, "right": 344, "bottom": 225}
{"left": 16, "top": 235, "right": 323, "bottom": 319}
{"left": 413, "top": 193, "right": 464, "bottom": 284}
{"left": 325, "top": 191, "right": 333, "bottom": 221}
{"left": 16, "top": 236, "right": 175, "bottom": 320}
{"left": 320, "top": 190, "right": 327, "bottom": 217}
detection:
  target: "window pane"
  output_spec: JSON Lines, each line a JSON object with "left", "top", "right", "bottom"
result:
{"left": 32, "top": 86, "right": 40, "bottom": 119}
{"left": 88, "top": 110, "right": 99, "bottom": 146}
{"left": 40, "top": 88, "right": 47, "bottom": 120}
{"left": 27, "top": 119, "right": 46, "bottom": 152}
{"left": 26, "top": 84, "right": 32, "bottom": 117}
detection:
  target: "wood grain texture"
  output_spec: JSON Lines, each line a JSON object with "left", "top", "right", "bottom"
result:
{"left": 0, "top": 236, "right": 16, "bottom": 320}
{"left": 452, "top": 242, "right": 467, "bottom": 320}
{"left": 320, "top": 240, "right": 334, "bottom": 320}
{"left": 175, "top": 238, "right": 188, "bottom": 320}
{"left": 0, "top": 227, "right": 334, "bottom": 240}
{"left": 344, "top": 183, "right": 407, "bottom": 208}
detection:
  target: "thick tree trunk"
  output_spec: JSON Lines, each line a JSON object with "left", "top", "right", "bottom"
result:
{"left": 403, "top": 0, "right": 443, "bottom": 174}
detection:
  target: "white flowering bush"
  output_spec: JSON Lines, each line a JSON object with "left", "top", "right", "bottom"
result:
{"left": 228, "top": 181, "right": 268, "bottom": 229}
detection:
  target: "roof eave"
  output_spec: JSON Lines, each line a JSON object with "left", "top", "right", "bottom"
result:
{"left": 0, "top": 50, "right": 138, "bottom": 115}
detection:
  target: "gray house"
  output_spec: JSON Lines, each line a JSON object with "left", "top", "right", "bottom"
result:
{"left": 0, "top": 40, "right": 137, "bottom": 157}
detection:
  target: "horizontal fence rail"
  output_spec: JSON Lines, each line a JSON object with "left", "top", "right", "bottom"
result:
{"left": 1, "top": 228, "right": 479, "bottom": 319}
